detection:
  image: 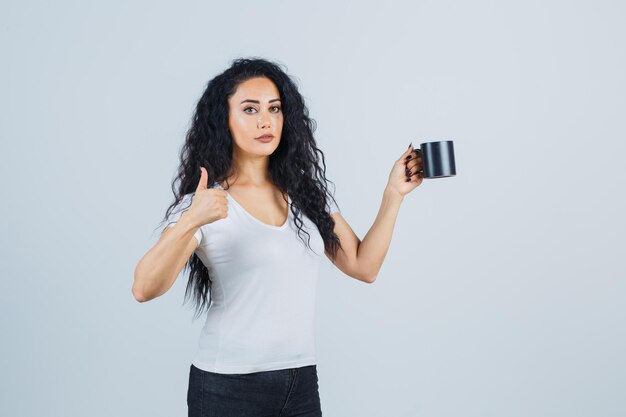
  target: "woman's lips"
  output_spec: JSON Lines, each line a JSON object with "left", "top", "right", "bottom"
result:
{"left": 255, "top": 135, "right": 274, "bottom": 143}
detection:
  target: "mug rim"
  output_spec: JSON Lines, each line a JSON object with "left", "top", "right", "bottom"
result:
{"left": 420, "top": 140, "right": 454, "bottom": 146}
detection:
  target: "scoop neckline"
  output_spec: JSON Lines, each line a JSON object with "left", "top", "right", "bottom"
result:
{"left": 216, "top": 183, "right": 290, "bottom": 230}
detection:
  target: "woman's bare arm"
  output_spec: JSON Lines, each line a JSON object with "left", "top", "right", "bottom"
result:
{"left": 132, "top": 213, "right": 201, "bottom": 302}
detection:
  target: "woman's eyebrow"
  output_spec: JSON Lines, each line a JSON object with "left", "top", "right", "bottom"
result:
{"left": 239, "top": 98, "right": 281, "bottom": 104}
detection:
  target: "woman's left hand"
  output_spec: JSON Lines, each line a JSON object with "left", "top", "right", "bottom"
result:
{"left": 386, "top": 144, "right": 424, "bottom": 197}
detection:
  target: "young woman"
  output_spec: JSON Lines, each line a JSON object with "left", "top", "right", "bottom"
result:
{"left": 132, "top": 57, "right": 423, "bottom": 417}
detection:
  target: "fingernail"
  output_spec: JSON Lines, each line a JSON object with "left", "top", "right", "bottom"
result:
{"left": 405, "top": 155, "right": 412, "bottom": 160}
{"left": 408, "top": 142, "right": 412, "bottom": 149}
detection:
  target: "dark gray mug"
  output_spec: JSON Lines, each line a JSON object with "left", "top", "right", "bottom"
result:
{"left": 415, "top": 140, "right": 456, "bottom": 178}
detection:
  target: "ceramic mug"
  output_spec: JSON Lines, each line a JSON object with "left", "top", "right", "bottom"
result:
{"left": 413, "top": 140, "right": 456, "bottom": 178}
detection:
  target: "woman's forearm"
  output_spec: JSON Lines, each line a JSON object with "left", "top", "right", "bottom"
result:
{"left": 357, "top": 187, "right": 404, "bottom": 282}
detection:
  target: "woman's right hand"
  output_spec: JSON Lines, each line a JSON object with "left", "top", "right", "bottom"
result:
{"left": 186, "top": 167, "right": 229, "bottom": 227}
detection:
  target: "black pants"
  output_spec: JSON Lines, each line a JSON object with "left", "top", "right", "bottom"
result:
{"left": 187, "top": 363, "right": 322, "bottom": 417}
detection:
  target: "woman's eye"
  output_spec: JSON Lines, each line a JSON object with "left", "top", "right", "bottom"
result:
{"left": 243, "top": 106, "right": 281, "bottom": 114}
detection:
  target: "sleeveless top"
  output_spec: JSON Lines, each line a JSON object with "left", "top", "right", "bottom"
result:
{"left": 164, "top": 181, "right": 340, "bottom": 373}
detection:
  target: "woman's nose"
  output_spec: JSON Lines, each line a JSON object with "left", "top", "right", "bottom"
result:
{"left": 257, "top": 110, "right": 271, "bottom": 127}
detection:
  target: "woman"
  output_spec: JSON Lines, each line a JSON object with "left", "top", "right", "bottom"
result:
{"left": 132, "top": 57, "right": 423, "bottom": 417}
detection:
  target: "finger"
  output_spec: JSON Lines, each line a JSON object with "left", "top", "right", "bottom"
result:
{"left": 196, "top": 167, "right": 208, "bottom": 191}
{"left": 406, "top": 159, "right": 424, "bottom": 171}
{"left": 397, "top": 144, "right": 412, "bottom": 165}
{"left": 406, "top": 163, "right": 424, "bottom": 176}
{"left": 403, "top": 143, "right": 414, "bottom": 158}
{"left": 403, "top": 145, "right": 421, "bottom": 163}
{"left": 405, "top": 159, "right": 420, "bottom": 172}
{"left": 406, "top": 169, "right": 421, "bottom": 181}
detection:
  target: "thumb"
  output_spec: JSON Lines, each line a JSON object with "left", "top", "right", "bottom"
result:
{"left": 401, "top": 142, "right": 414, "bottom": 160}
{"left": 196, "top": 167, "right": 208, "bottom": 191}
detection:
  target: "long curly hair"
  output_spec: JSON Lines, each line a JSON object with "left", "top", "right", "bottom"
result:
{"left": 156, "top": 57, "right": 343, "bottom": 320}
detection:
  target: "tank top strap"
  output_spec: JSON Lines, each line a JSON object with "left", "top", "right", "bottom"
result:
{"left": 211, "top": 181, "right": 225, "bottom": 190}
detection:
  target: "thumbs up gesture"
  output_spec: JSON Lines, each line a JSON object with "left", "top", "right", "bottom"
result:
{"left": 187, "top": 167, "right": 229, "bottom": 227}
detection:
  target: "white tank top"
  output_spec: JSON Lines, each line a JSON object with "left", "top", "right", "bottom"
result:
{"left": 165, "top": 182, "right": 339, "bottom": 374}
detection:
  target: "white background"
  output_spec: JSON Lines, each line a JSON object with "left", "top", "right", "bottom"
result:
{"left": 1, "top": 1, "right": 624, "bottom": 416}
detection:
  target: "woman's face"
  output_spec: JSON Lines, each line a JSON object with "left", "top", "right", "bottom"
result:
{"left": 227, "top": 77, "right": 283, "bottom": 156}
